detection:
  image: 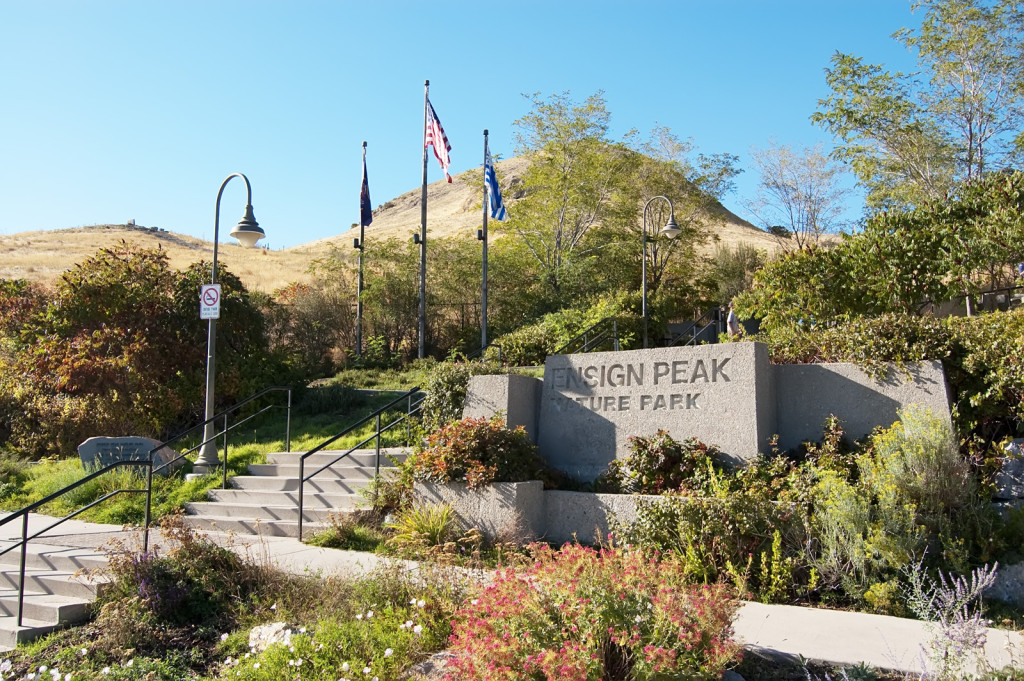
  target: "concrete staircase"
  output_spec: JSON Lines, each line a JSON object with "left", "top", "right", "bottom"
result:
{"left": 0, "top": 540, "right": 110, "bottom": 651}
{"left": 183, "top": 448, "right": 408, "bottom": 538}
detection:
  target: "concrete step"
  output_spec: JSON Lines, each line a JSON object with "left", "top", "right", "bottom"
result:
{"left": 265, "top": 448, "right": 409, "bottom": 467}
{"left": 0, "top": 587, "right": 91, "bottom": 624}
{"left": 246, "top": 463, "right": 386, "bottom": 481}
{"left": 206, "top": 488, "right": 361, "bottom": 508}
{"left": 184, "top": 502, "right": 346, "bottom": 523}
{"left": 0, "top": 615, "right": 64, "bottom": 652}
{"left": 0, "top": 567, "right": 107, "bottom": 600}
{"left": 230, "top": 474, "right": 379, "bottom": 493}
{"left": 0, "top": 542, "right": 108, "bottom": 573}
{"left": 0, "top": 541, "right": 111, "bottom": 651}
{"left": 181, "top": 515, "right": 329, "bottom": 539}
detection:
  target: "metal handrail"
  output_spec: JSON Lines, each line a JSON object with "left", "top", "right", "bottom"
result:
{"left": 0, "top": 385, "right": 292, "bottom": 627}
{"left": 297, "top": 386, "right": 424, "bottom": 541}
{"left": 665, "top": 307, "right": 721, "bottom": 347}
{"left": 147, "top": 386, "right": 292, "bottom": 492}
{"left": 554, "top": 317, "right": 620, "bottom": 356}
{"left": 0, "top": 460, "right": 151, "bottom": 627}
{"left": 464, "top": 344, "right": 502, "bottom": 364}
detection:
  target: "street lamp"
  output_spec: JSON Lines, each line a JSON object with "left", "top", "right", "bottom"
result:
{"left": 642, "top": 195, "right": 680, "bottom": 349}
{"left": 193, "top": 173, "right": 265, "bottom": 475}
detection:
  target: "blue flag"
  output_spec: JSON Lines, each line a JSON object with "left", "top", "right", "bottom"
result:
{"left": 484, "top": 145, "right": 506, "bottom": 221}
{"left": 360, "top": 148, "right": 373, "bottom": 227}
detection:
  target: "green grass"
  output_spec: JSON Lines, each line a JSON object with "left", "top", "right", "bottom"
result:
{"left": 0, "top": 372, "right": 427, "bottom": 525}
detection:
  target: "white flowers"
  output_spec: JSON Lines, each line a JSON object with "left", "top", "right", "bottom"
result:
{"left": 416, "top": 600, "right": 425, "bottom": 608}
{"left": 0, "top": 660, "right": 10, "bottom": 674}
{"left": 341, "top": 662, "right": 350, "bottom": 672}
{"left": 220, "top": 632, "right": 229, "bottom": 641}
{"left": 362, "top": 666, "right": 372, "bottom": 674}
{"left": 384, "top": 648, "right": 393, "bottom": 658}
{"left": 413, "top": 624, "right": 423, "bottom": 636}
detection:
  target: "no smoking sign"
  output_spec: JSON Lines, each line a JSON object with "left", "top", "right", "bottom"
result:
{"left": 200, "top": 284, "right": 221, "bottom": 320}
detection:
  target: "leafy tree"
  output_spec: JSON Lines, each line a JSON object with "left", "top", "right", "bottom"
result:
{"left": 813, "top": 0, "right": 1024, "bottom": 210}
{"left": 707, "top": 244, "right": 767, "bottom": 304}
{"left": 745, "top": 142, "right": 852, "bottom": 250}
{"left": 501, "top": 91, "right": 630, "bottom": 306}
{"left": 0, "top": 244, "right": 280, "bottom": 458}
{"left": 739, "top": 170, "right": 1024, "bottom": 329}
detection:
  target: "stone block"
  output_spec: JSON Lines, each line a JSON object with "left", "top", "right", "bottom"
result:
{"left": 774, "top": 361, "right": 951, "bottom": 451}
{"left": 538, "top": 343, "right": 773, "bottom": 480}
{"left": 77, "top": 436, "right": 182, "bottom": 476}
{"left": 987, "top": 561, "right": 1024, "bottom": 608}
{"left": 543, "top": 490, "right": 664, "bottom": 546}
{"left": 994, "top": 438, "right": 1024, "bottom": 500}
{"left": 413, "top": 481, "right": 544, "bottom": 542}
{"left": 463, "top": 374, "right": 542, "bottom": 442}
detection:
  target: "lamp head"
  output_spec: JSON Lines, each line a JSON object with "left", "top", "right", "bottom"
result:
{"left": 660, "top": 214, "right": 681, "bottom": 239}
{"left": 230, "top": 204, "right": 265, "bottom": 248}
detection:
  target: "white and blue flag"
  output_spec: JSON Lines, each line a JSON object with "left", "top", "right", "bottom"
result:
{"left": 484, "top": 144, "right": 507, "bottom": 221}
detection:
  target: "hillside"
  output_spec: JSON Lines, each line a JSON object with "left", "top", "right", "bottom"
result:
{"left": 0, "top": 156, "right": 780, "bottom": 293}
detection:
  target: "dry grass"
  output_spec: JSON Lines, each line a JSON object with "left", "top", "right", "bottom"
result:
{"left": 0, "top": 156, "right": 783, "bottom": 292}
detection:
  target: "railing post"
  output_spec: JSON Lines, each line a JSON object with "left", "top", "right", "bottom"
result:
{"left": 297, "top": 458, "right": 305, "bottom": 542}
{"left": 406, "top": 393, "right": 412, "bottom": 445}
{"left": 222, "top": 414, "right": 230, "bottom": 490}
{"left": 613, "top": 320, "right": 619, "bottom": 351}
{"left": 18, "top": 513, "right": 28, "bottom": 627}
{"left": 375, "top": 413, "right": 382, "bottom": 482}
{"left": 285, "top": 389, "right": 292, "bottom": 452}
{"left": 144, "top": 460, "right": 154, "bottom": 554}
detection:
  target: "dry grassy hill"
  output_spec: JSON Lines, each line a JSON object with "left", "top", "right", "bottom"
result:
{"left": 0, "top": 156, "right": 780, "bottom": 293}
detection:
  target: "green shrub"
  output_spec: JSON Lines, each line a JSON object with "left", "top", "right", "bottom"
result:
{"left": 418, "top": 357, "right": 509, "bottom": 432}
{"left": 487, "top": 292, "right": 641, "bottom": 366}
{"left": 594, "top": 430, "right": 722, "bottom": 494}
{"left": 408, "top": 415, "right": 544, "bottom": 489}
{"left": 447, "top": 544, "right": 742, "bottom": 680}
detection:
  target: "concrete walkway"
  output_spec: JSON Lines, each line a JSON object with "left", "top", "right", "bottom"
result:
{"left": 4, "top": 513, "right": 1022, "bottom": 675}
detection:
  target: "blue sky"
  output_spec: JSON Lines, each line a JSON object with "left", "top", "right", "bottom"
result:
{"left": 0, "top": 1, "right": 922, "bottom": 249}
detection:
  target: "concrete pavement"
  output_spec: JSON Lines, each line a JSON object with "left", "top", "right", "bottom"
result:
{"left": 4, "top": 513, "right": 1022, "bottom": 676}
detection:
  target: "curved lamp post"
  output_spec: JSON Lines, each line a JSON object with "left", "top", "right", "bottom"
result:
{"left": 642, "top": 195, "right": 680, "bottom": 348}
{"left": 193, "top": 173, "right": 265, "bottom": 474}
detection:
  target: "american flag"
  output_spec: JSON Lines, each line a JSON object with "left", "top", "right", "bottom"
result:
{"left": 425, "top": 97, "right": 453, "bottom": 182}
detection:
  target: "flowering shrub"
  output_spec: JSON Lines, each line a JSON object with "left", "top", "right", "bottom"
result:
{"left": 409, "top": 415, "right": 543, "bottom": 489}
{"left": 446, "top": 544, "right": 741, "bottom": 680}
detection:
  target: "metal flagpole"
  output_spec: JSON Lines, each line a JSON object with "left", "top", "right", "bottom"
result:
{"left": 480, "top": 130, "right": 489, "bottom": 349}
{"left": 418, "top": 80, "right": 429, "bottom": 360}
{"left": 355, "top": 141, "right": 366, "bottom": 357}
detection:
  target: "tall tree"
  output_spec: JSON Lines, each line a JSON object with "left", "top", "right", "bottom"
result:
{"left": 502, "top": 91, "right": 632, "bottom": 306}
{"left": 813, "top": 0, "right": 1024, "bottom": 210}
{"left": 746, "top": 142, "right": 852, "bottom": 251}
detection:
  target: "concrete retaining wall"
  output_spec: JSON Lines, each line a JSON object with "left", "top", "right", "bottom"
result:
{"left": 412, "top": 481, "right": 660, "bottom": 545}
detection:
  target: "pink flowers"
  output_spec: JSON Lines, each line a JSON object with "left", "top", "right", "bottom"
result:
{"left": 446, "top": 544, "right": 741, "bottom": 680}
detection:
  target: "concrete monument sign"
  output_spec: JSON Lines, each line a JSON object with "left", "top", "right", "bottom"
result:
{"left": 77, "top": 436, "right": 181, "bottom": 475}
{"left": 465, "top": 342, "right": 952, "bottom": 482}
{"left": 539, "top": 343, "right": 775, "bottom": 479}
